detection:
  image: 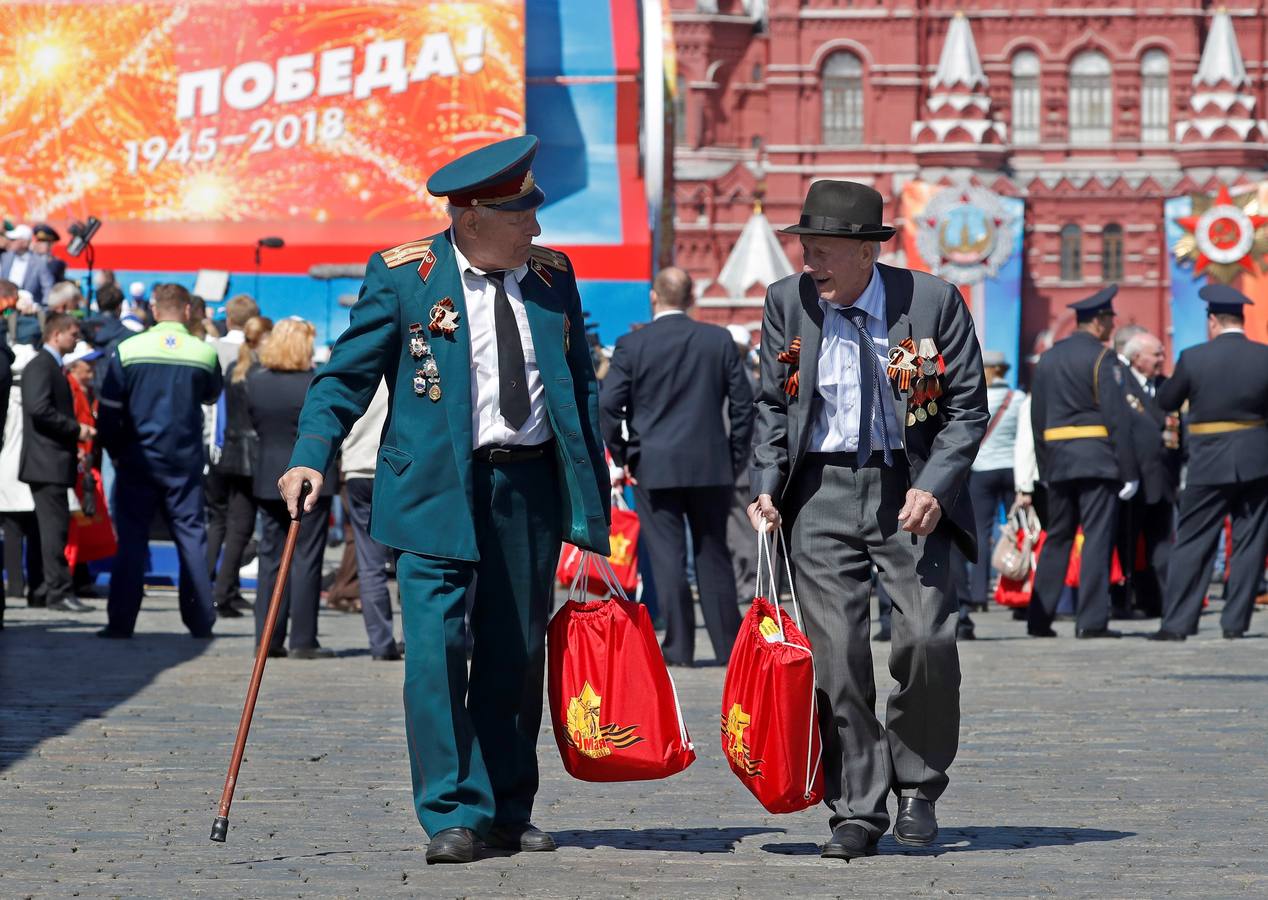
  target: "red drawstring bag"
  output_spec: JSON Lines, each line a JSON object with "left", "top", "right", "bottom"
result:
{"left": 721, "top": 530, "right": 824, "bottom": 813}
{"left": 66, "top": 467, "right": 117, "bottom": 569}
{"left": 556, "top": 491, "right": 640, "bottom": 596}
{"left": 548, "top": 553, "right": 695, "bottom": 782}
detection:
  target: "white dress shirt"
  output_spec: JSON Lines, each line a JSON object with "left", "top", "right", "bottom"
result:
{"left": 451, "top": 237, "right": 550, "bottom": 449}
{"left": 809, "top": 266, "right": 904, "bottom": 453}
{"left": 1130, "top": 366, "right": 1154, "bottom": 396}
{"left": 8, "top": 252, "right": 30, "bottom": 291}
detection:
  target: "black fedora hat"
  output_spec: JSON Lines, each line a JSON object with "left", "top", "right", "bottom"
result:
{"left": 781, "top": 180, "right": 896, "bottom": 241}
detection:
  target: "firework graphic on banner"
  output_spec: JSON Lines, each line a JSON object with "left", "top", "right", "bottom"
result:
{"left": 0, "top": 1, "right": 525, "bottom": 246}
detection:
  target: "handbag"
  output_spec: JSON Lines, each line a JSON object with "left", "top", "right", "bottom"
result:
{"left": 65, "top": 466, "right": 117, "bottom": 569}
{"left": 720, "top": 529, "right": 824, "bottom": 814}
{"left": 556, "top": 490, "right": 639, "bottom": 596}
{"left": 547, "top": 552, "right": 695, "bottom": 782}
{"left": 991, "top": 504, "right": 1040, "bottom": 582}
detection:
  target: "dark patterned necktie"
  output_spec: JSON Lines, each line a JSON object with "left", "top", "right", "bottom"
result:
{"left": 840, "top": 306, "right": 892, "bottom": 466}
{"left": 486, "top": 271, "right": 530, "bottom": 429}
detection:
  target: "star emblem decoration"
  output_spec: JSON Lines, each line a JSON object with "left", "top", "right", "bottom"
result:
{"left": 1174, "top": 184, "right": 1268, "bottom": 283}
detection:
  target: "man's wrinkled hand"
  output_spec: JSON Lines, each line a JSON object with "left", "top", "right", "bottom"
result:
{"left": 748, "top": 493, "right": 781, "bottom": 532}
{"left": 1015, "top": 492, "right": 1033, "bottom": 509}
{"left": 897, "top": 488, "right": 941, "bottom": 535}
{"left": 278, "top": 466, "right": 323, "bottom": 519}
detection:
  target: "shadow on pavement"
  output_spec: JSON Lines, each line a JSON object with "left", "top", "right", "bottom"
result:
{"left": 555, "top": 826, "right": 784, "bottom": 853}
{"left": 0, "top": 619, "right": 211, "bottom": 772}
{"left": 762, "top": 825, "right": 1134, "bottom": 856}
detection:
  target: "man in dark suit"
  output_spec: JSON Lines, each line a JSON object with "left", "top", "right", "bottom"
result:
{"left": 1, "top": 225, "right": 56, "bottom": 306}
{"left": 1115, "top": 330, "right": 1179, "bottom": 618}
{"left": 749, "top": 181, "right": 988, "bottom": 858}
{"left": 1028, "top": 287, "right": 1139, "bottom": 638}
{"left": 600, "top": 267, "right": 753, "bottom": 666}
{"left": 1150, "top": 285, "right": 1268, "bottom": 641}
{"left": 19, "top": 313, "right": 94, "bottom": 612}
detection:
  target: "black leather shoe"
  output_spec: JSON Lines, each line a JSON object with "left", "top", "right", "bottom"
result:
{"left": 425, "top": 827, "right": 479, "bottom": 864}
{"left": 1222, "top": 630, "right": 1246, "bottom": 639}
{"left": 216, "top": 604, "right": 243, "bottom": 618}
{"left": 1147, "top": 630, "right": 1186, "bottom": 642}
{"left": 288, "top": 646, "right": 336, "bottom": 659}
{"left": 894, "top": 798, "right": 937, "bottom": 846}
{"left": 956, "top": 624, "right": 976, "bottom": 641}
{"left": 1027, "top": 626, "right": 1058, "bottom": 638}
{"left": 1075, "top": 628, "right": 1122, "bottom": 639}
{"left": 873, "top": 627, "right": 891, "bottom": 643}
{"left": 96, "top": 627, "right": 131, "bottom": 639}
{"left": 372, "top": 646, "right": 403, "bottom": 661}
{"left": 821, "top": 823, "right": 877, "bottom": 860}
{"left": 267, "top": 647, "right": 288, "bottom": 658}
{"left": 485, "top": 822, "right": 556, "bottom": 852}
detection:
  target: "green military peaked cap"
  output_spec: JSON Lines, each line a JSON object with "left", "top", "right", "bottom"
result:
{"left": 427, "top": 135, "right": 546, "bottom": 212}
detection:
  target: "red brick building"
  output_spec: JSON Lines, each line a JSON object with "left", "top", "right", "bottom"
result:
{"left": 670, "top": 0, "right": 1268, "bottom": 362}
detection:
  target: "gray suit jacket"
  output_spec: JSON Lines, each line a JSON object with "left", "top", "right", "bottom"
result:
{"left": 750, "top": 265, "right": 989, "bottom": 559}
{"left": 0, "top": 251, "right": 56, "bottom": 305}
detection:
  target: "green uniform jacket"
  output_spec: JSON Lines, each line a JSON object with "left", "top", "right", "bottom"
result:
{"left": 288, "top": 230, "right": 611, "bottom": 561}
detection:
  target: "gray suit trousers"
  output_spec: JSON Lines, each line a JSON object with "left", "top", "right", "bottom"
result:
{"left": 785, "top": 456, "right": 961, "bottom": 837}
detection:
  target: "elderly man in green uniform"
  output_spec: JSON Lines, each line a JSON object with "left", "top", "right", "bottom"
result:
{"left": 279, "top": 136, "right": 610, "bottom": 864}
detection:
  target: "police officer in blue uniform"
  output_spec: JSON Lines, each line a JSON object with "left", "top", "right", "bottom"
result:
{"left": 279, "top": 136, "right": 610, "bottom": 864}
{"left": 1028, "top": 286, "right": 1139, "bottom": 638}
{"left": 1149, "top": 285, "right": 1268, "bottom": 641}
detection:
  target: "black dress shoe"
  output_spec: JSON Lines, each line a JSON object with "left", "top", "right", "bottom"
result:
{"left": 894, "top": 798, "right": 938, "bottom": 846}
{"left": 956, "top": 624, "right": 976, "bottom": 641}
{"left": 1147, "top": 630, "right": 1186, "bottom": 642}
{"left": 485, "top": 822, "right": 556, "bottom": 852}
{"left": 1222, "top": 630, "right": 1246, "bottom": 639}
{"left": 96, "top": 627, "right": 131, "bottom": 639}
{"left": 1075, "top": 628, "right": 1122, "bottom": 639}
{"left": 1027, "top": 626, "right": 1058, "bottom": 638}
{"left": 372, "top": 647, "right": 403, "bottom": 661}
{"left": 288, "top": 646, "right": 336, "bottom": 659}
{"left": 216, "top": 604, "right": 243, "bottom": 618}
{"left": 425, "top": 827, "right": 479, "bottom": 864}
{"left": 873, "top": 628, "right": 891, "bottom": 643}
{"left": 821, "top": 823, "right": 877, "bottom": 860}
{"left": 267, "top": 647, "right": 288, "bottom": 658}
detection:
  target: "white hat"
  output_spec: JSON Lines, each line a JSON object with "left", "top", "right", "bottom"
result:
{"left": 128, "top": 281, "right": 147, "bottom": 298}
{"left": 726, "top": 324, "right": 752, "bottom": 347}
{"left": 64, "top": 341, "right": 103, "bottom": 367}
{"left": 5, "top": 224, "right": 32, "bottom": 241}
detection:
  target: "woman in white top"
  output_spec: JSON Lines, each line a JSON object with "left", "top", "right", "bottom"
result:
{"left": 967, "top": 351, "right": 1025, "bottom": 608}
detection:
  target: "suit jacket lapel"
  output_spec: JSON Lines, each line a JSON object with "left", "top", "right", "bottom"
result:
{"left": 880, "top": 264, "right": 914, "bottom": 443}
{"left": 413, "top": 233, "right": 474, "bottom": 474}
{"left": 794, "top": 273, "right": 824, "bottom": 459}
{"left": 518, "top": 267, "right": 566, "bottom": 389}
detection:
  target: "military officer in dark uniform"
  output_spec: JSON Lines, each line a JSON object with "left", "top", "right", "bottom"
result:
{"left": 31, "top": 225, "right": 67, "bottom": 283}
{"left": 278, "top": 136, "right": 610, "bottom": 864}
{"left": 1149, "top": 285, "right": 1268, "bottom": 641}
{"left": 1028, "top": 286, "right": 1139, "bottom": 638}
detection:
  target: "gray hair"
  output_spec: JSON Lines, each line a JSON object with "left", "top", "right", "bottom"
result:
{"left": 1112, "top": 323, "right": 1147, "bottom": 355}
{"left": 46, "top": 280, "right": 82, "bottom": 310}
{"left": 1123, "top": 331, "right": 1160, "bottom": 362}
{"left": 445, "top": 203, "right": 494, "bottom": 223}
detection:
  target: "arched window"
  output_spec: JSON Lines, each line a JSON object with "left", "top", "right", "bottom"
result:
{"left": 1140, "top": 49, "right": 1170, "bottom": 144}
{"left": 1011, "top": 50, "right": 1041, "bottom": 145}
{"left": 1069, "top": 50, "right": 1112, "bottom": 144}
{"left": 1060, "top": 225, "right": 1083, "bottom": 282}
{"left": 1102, "top": 224, "right": 1124, "bottom": 281}
{"left": 822, "top": 51, "right": 864, "bottom": 145}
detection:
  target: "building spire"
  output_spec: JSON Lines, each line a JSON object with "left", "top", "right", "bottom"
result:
{"left": 1194, "top": 8, "right": 1248, "bottom": 89}
{"left": 716, "top": 208, "right": 794, "bottom": 299}
{"left": 931, "top": 12, "right": 986, "bottom": 91}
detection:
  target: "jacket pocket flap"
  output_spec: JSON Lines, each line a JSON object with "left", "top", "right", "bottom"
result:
{"left": 380, "top": 445, "right": 413, "bottom": 476}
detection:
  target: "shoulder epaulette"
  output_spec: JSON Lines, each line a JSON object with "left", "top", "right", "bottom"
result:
{"left": 381, "top": 239, "right": 434, "bottom": 269}
{"left": 529, "top": 245, "right": 569, "bottom": 272}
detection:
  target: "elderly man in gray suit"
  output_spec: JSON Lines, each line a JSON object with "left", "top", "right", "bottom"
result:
{"left": 749, "top": 181, "right": 988, "bottom": 860}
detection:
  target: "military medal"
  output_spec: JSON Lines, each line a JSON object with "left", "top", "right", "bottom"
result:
{"left": 926, "top": 400, "right": 938, "bottom": 416}
{"left": 428, "top": 384, "right": 442, "bottom": 402}
{"left": 886, "top": 338, "right": 918, "bottom": 391}
{"left": 907, "top": 411, "right": 917, "bottom": 427}
{"left": 423, "top": 357, "right": 439, "bottom": 378}
{"left": 429, "top": 297, "right": 460, "bottom": 335}
{"left": 413, "top": 368, "right": 427, "bottom": 396}
{"left": 915, "top": 407, "right": 928, "bottom": 422}
{"left": 778, "top": 337, "right": 802, "bottom": 398}
{"left": 408, "top": 323, "right": 429, "bottom": 359}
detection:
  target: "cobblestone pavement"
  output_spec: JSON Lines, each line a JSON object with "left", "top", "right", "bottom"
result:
{"left": 2, "top": 579, "right": 1266, "bottom": 899}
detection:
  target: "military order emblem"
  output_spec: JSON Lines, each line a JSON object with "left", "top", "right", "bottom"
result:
{"left": 1173, "top": 184, "right": 1268, "bottom": 283}
{"left": 429, "top": 297, "right": 461, "bottom": 336}
{"left": 915, "top": 184, "right": 1016, "bottom": 285}
{"left": 721, "top": 702, "right": 763, "bottom": 778}
{"left": 564, "top": 682, "right": 643, "bottom": 759}
{"left": 777, "top": 337, "right": 802, "bottom": 398}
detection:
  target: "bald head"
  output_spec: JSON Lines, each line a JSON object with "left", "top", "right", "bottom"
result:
{"left": 651, "top": 267, "right": 692, "bottom": 313}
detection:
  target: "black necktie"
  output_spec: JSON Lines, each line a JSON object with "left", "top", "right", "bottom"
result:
{"left": 841, "top": 306, "right": 892, "bottom": 467}
{"left": 486, "top": 271, "right": 530, "bottom": 430}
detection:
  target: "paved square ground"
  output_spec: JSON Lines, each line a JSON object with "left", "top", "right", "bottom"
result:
{"left": 2, "top": 585, "right": 1265, "bottom": 898}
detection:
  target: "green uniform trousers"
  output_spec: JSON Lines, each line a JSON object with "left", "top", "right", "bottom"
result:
{"left": 398, "top": 454, "right": 562, "bottom": 837}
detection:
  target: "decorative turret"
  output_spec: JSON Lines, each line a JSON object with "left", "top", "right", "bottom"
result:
{"left": 912, "top": 12, "right": 1006, "bottom": 167}
{"left": 712, "top": 202, "right": 794, "bottom": 300}
{"left": 1176, "top": 8, "right": 1268, "bottom": 166}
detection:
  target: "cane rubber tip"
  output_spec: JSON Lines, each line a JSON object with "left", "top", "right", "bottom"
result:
{"left": 210, "top": 816, "right": 229, "bottom": 842}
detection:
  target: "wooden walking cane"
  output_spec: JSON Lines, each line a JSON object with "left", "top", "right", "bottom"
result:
{"left": 210, "top": 480, "right": 312, "bottom": 843}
